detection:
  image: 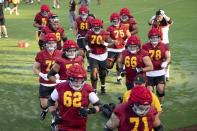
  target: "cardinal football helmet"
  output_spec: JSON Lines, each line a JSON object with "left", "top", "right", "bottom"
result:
{"left": 127, "top": 35, "right": 141, "bottom": 54}
{"left": 120, "top": 8, "right": 130, "bottom": 22}
{"left": 43, "top": 33, "right": 57, "bottom": 51}
{"left": 79, "top": 6, "right": 89, "bottom": 19}
{"left": 148, "top": 28, "right": 161, "bottom": 46}
{"left": 40, "top": 5, "right": 50, "bottom": 17}
{"left": 128, "top": 85, "right": 152, "bottom": 116}
{"left": 66, "top": 65, "right": 87, "bottom": 91}
{"left": 110, "top": 13, "right": 121, "bottom": 27}
{"left": 91, "top": 18, "right": 103, "bottom": 34}
{"left": 62, "top": 40, "right": 79, "bottom": 59}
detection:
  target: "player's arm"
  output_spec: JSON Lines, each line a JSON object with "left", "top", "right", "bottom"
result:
{"left": 161, "top": 50, "right": 171, "bottom": 69}
{"left": 142, "top": 56, "right": 153, "bottom": 72}
{"left": 33, "top": 62, "right": 41, "bottom": 75}
{"left": 130, "top": 24, "right": 138, "bottom": 35}
{"left": 83, "top": 34, "right": 91, "bottom": 51}
{"left": 62, "top": 32, "right": 68, "bottom": 42}
{"left": 47, "top": 63, "right": 60, "bottom": 83}
{"left": 100, "top": 35, "right": 115, "bottom": 48}
{"left": 148, "top": 16, "right": 155, "bottom": 25}
{"left": 153, "top": 113, "right": 164, "bottom": 131}
{"left": 39, "top": 32, "right": 45, "bottom": 46}
{"left": 122, "top": 29, "right": 131, "bottom": 45}
{"left": 104, "top": 113, "right": 120, "bottom": 131}
{"left": 73, "top": 21, "right": 78, "bottom": 36}
{"left": 33, "top": 21, "right": 43, "bottom": 29}
{"left": 78, "top": 92, "right": 102, "bottom": 118}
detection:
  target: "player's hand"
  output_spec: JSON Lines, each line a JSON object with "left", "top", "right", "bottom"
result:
{"left": 56, "top": 79, "right": 66, "bottom": 84}
{"left": 160, "top": 10, "right": 166, "bottom": 17}
{"left": 118, "top": 68, "right": 126, "bottom": 77}
{"left": 113, "top": 40, "right": 119, "bottom": 47}
{"left": 78, "top": 106, "right": 89, "bottom": 118}
{"left": 102, "top": 103, "right": 116, "bottom": 118}
{"left": 55, "top": 74, "right": 60, "bottom": 80}
{"left": 161, "top": 61, "right": 168, "bottom": 68}
{"left": 132, "top": 68, "right": 143, "bottom": 73}
{"left": 39, "top": 72, "right": 49, "bottom": 81}
{"left": 76, "top": 34, "right": 81, "bottom": 39}
{"left": 99, "top": 40, "right": 109, "bottom": 47}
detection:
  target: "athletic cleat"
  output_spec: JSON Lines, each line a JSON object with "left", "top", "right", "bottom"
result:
{"left": 101, "top": 86, "right": 106, "bottom": 95}
{"left": 40, "top": 109, "right": 48, "bottom": 120}
{"left": 117, "top": 78, "right": 122, "bottom": 85}
{"left": 51, "top": 118, "right": 58, "bottom": 131}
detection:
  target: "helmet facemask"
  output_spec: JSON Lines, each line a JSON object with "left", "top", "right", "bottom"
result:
{"left": 69, "top": 77, "right": 86, "bottom": 91}
{"left": 92, "top": 26, "right": 101, "bottom": 34}
{"left": 64, "top": 48, "right": 78, "bottom": 59}
{"left": 112, "top": 19, "right": 120, "bottom": 27}
{"left": 46, "top": 41, "right": 57, "bottom": 51}
{"left": 80, "top": 12, "right": 88, "bottom": 20}
{"left": 128, "top": 44, "right": 139, "bottom": 54}
{"left": 120, "top": 15, "right": 129, "bottom": 22}
{"left": 131, "top": 103, "right": 151, "bottom": 116}
{"left": 41, "top": 11, "right": 49, "bottom": 17}
{"left": 149, "top": 35, "right": 160, "bottom": 46}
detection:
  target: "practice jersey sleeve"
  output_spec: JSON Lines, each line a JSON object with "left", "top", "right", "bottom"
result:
{"left": 51, "top": 89, "right": 59, "bottom": 101}
{"left": 89, "top": 92, "right": 99, "bottom": 104}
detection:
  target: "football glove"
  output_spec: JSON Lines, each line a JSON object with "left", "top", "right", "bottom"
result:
{"left": 76, "top": 34, "right": 82, "bottom": 39}
{"left": 161, "top": 61, "right": 168, "bottom": 68}
{"left": 118, "top": 68, "right": 126, "bottom": 77}
{"left": 102, "top": 103, "right": 116, "bottom": 119}
{"left": 78, "top": 106, "right": 96, "bottom": 118}
{"left": 56, "top": 79, "right": 66, "bottom": 84}
{"left": 39, "top": 72, "right": 49, "bottom": 81}
{"left": 132, "top": 67, "right": 143, "bottom": 73}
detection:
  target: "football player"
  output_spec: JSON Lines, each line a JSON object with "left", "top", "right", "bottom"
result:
{"left": 33, "top": 5, "right": 53, "bottom": 41}
{"left": 84, "top": 18, "right": 117, "bottom": 95}
{"left": 39, "top": 14, "right": 68, "bottom": 50}
{"left": 104, "top": 85, "right": 164, "bottom": 131}
{"left": 148, "top": 9, "right": 173, "bottom": 81}
{"left": 120, "top": 8, "right": 138, "bottom": 35}
{"left": 73, "top": 6, "right": 94, "bottom": 71}
{"left": 122, "top": 75, "right": 162, "bottom": 115}
{"left": 106, "top": 13, "right": 131, "bottom": 85}
{"left": 33, "top": 33, "right": 62, "bottom": 121}
{"left": 118, "top": 35, "right": 153, "bottom": 90}
{"left": 102, "top": 75, "right": 162, "bottom": 119}
{"left": 142, "top": 28, "right": 171, "bottom": 108}
{"left": 47, "top": 40, "right": 84, "bottom": 84}
{"left": 48, "top": 65, "right": 102, "bottom": 131}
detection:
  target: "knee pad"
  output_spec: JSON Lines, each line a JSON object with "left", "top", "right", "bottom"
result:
{"left": 157, "top": 90, "right": 165, "bottom": 97}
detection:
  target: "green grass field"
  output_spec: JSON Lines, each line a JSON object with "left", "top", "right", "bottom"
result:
{"left": 0, "top": 0, "right": 197, "bottom": 130}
